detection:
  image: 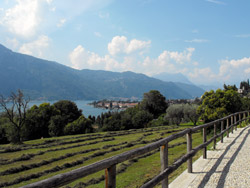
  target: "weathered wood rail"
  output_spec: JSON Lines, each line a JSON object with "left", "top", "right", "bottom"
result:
{"left": 21, "top": 111, "right": 250, "bottom": 188}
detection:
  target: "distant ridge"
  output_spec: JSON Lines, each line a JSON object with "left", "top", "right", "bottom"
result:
{"left": 153, "top": 72, "right": 193, "bottom": 85}
{"left": 153, "top": 72, "right": 205, "bottom": 98}
{"left": 0, "top": 44, "right": 201, "bottom": 100}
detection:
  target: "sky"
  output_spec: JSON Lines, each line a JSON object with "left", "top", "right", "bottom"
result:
{"left": 0, "top": 0, "right": 250, "bottom": 86}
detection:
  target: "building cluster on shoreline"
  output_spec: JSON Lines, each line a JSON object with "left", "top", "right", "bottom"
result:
{"left": 90, "top": 100, "right": 139, "bottom": 110}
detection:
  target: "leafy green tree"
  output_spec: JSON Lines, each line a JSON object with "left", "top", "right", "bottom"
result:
{"left": 132, "top": 110, "right": 153, "bottom": 128}
{"left": 48, "top": 115, "right": 65, "bottom": 136}
{"left": 48, "top": 100, "right": 82, "bottom": 136}
{"left": 140, "top": 90, "right": 168, "bottom": 118}
{"left": 0, "top": 113, "right": 10, "bottom": 144}
{"left": 53, "top": 100, "right": 82, "bottom": 124}
{"left": 102, "top": 112, "right": 122, "bottom": 131}
{"left": 223, "top": 84, "right": 237, "bottom": 91}
{"left": 120, "top": 108, "right": 136, "bottom": 130}
{"left": 241, "top": 97, "right": 250, "bottom": 111}
{"left": 0, "top": 90, "right": 29, "bottom": 144}
{"left": 197, "top": 89, "right": 242, "bottom": 122}
{"left": 64, "top": 115, "right": 93, "bottom": 135}
{"left": 165, "top": 104, "right": 184, "bottom": 126}
{"left": 23, "top": 103, "right": 58, "bottom": 140}
{"left": 183, "top": 104, "right": 199, "bottom": 126}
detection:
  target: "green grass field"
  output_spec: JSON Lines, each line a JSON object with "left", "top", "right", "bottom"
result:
{"left": 0, "top": 124, "right": 216, "bottom": 188}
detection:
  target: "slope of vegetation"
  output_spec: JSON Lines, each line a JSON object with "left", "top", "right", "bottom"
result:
{"left": 0, "top": 123, "right": 212, "bottom": 188}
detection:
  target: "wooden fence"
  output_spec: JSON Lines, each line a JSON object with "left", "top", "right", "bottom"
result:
{"left": 21, "top": 111, "right": 250, "bottom": 188}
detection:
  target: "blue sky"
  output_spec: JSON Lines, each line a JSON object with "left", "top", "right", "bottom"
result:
{"left": 0, "top": 0, "right": 250, "bottom": 86}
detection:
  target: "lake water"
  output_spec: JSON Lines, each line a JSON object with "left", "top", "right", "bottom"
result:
{"left": 1, "top": 100, "right": 112, "bottom": 117}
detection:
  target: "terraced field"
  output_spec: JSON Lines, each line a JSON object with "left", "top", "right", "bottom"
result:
{"left": 0, "top": 125, "right": 211, "bottom": 188}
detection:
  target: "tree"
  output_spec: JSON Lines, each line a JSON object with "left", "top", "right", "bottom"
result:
{"left": 48, "top": 100, "right": 82, "bottom": 136}
{"left": 0, "top": 113, "right": 9, "bottom": 144}
{"left": 241, "top": 97, "right": 250, "bottom": 111}
{"left": 183, "top": 104, "right": 199, "bottom": 126}
{"left": 64, "top": 115, "right": 93, "bottom": 135}
{"left": 223, "top": 84, "right": 237, "bottom": 91}
{"left": 197, "top": 89, "right": 242, "bottom": 122}
{"left": 140, "top": 90, "right": 168, "bottom": 118}
{"left": 0, "top": 90, "right": 29, "bottom": 143}
{"left": 102, "top": 112, "right": 122, "bottom": 131}
{"left": 48, "top": 115, "right": 65, "bottom": 136}
{"left": 132, "top": 110, "right": 153, "bottom": 129}
{"left": 23, "top": 103, "right": 58, "bottom": 140}
{"left": 165, "top": 104, "right": 184, "bottom": 126}
{"left": 53, "top": 100, "right": 82, "bottom": 124}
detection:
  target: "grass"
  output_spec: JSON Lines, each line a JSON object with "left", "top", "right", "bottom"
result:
{"left": 1, "top": 121, "right": 244, "bottom": 188}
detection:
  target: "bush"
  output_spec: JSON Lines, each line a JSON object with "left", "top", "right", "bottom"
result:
{"left": 165, "top": 104, "right": 184, "bottom": 126}
{"left": 64, "top": 116, "right": 93, "bottom": 135}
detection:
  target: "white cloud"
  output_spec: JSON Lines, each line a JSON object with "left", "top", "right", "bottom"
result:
{"left": 6, "top": 38, "right": 19, "bottom": 49}
{"left": 187, "top": 57, "right": 250, "bottom": 85}
{"left": 193, "top": 62, "right": 199, "bottom": 66}
{"left": 0, "top": 0, "right": 52, "bottom": 38}
{"left": 69, "top": 45, "right": 112, "bottom": 70}
{"left": 157, "top": 48, "right": 195, "bottom": 65}
{"left": 185, "top": 39, "right": 209, "bottom": 43}
{"left": 245, "top": 68, "right": 250, "bottom": 74}
{"left": 69, "top": 38, "right": 196, "bottom": 77}
{"left": 192, "top": 29, "right": 199, "bottom": 34}
{"left": 46, "top": 0, "right": 53, "bottom": 4}
{"left": 188, "top": 67, "right": 216, "bottom": 84}
{"left": 108, "top": 36, "right": 151, "bottom": 56}
{"left": 0, "top": 0, "right": 113, "bottom": 38}
{"left": 235, "top": 34, "right": 250, "bottom": 38}
{"left": 218, "top": 57, "right": 250, "bottom": 82}
{"left": 94, "top": 32, "right": 102, "bottom": 38}
{"left": 19, "top": 35, "right": 49, "bottom": 57}
{"left": 99, "top": 12, "right": 109, "bottom": 19}
{"left": 69, "top": 45, "right": 91, "bottom": 69}
{"left": 57, "top": 18, "right": 66, "bottom": 27}
{"left": 205, "top": 0, "right": 226, "bottom": 5}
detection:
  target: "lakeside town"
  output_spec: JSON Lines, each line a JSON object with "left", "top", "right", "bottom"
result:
{"left": 89, "top": 100, "right": 139, "bottom": 110}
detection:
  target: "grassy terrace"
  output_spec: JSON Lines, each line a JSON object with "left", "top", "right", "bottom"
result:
{"left": 0, "top": 123, "right": 216, "bottom": 188}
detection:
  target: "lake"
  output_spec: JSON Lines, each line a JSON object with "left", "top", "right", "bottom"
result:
{"left": 0, "top": 100, "right": 113, "bottom": 117}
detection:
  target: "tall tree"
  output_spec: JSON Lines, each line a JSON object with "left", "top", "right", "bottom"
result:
{"left": 0, "top": 90, "right": 29, "bottom": 143}
{"left": 23, "top": 103, "right": 58, "bottom": 140}
{"left": 140, "top": 90, "right": 168, "bottom": 118}
{"left": 183, "top": 104, "right": 200, "bottom": 126}
{"left": 197, "top": 89, "right": 242, "bottom": 122}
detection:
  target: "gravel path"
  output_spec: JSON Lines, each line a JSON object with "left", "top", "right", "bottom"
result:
{"left": 170, "top": 125, "right": 250, "bottom": 188}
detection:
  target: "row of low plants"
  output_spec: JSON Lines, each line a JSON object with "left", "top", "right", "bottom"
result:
{"left": 0, "top": 126, "right": 187, "bottom": 187}
{"left": 2, "top": 117, "right": 247, "bottom": 188}
{"left": 64, "top": 130, "right": 203, "bottom": 188}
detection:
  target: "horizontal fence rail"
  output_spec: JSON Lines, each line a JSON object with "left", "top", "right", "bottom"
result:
{"left": 21, "top": 111, "right": 250, "bottom": 188}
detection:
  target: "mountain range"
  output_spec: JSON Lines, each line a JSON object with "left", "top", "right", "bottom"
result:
{"left": 0, "top": 44, "right": 205, "bottom": 100}
{"left": 153, "top": 72, "right": 193, "bottom": 85}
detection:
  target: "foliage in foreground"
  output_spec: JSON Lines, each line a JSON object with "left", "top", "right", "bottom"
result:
{"left": 197, "top": 88, "right": 244, "bottom": 122}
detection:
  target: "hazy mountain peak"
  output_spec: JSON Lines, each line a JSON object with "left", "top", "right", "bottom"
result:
{"left": 153, "top": 72, "right": 193, "bottom": 85}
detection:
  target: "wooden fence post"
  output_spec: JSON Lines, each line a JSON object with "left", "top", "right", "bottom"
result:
{"left": 213, "top": 123, "right": 217, "bottom": 150}
{"left": 231, "top": 115, "right": 234, "bottom": 134}
{"left": 239, "top": 113, "right": 241, "bottom": 127}
{"left": 226, "top": 118, "right": 229, "bottom": 138}
{"left": 234, "top": 115, "right": 237, "bottom": 131}
{"left": 221, "top": 120, "right": 224, "bottom": 143}
{"left": 203, "top": 127, "right": 207, "bottom": 159}
{"left": 160, "top": 143, "right": 169, "bottom": 188}
{"left": 187, "top": 132, "right": 192, "bottom": 173}
{"left": 105, "top": 165, "right": 116, "bottom": 188}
